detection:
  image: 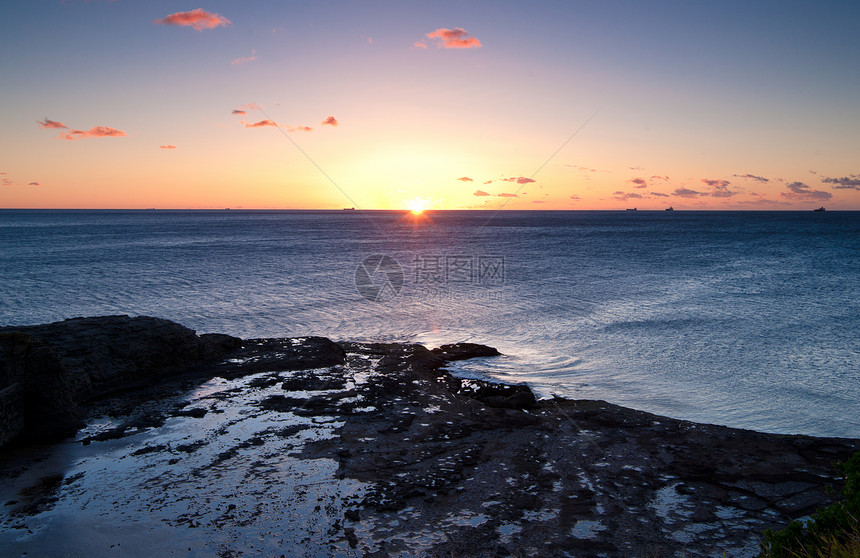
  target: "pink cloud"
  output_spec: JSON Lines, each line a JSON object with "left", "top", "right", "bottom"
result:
{"left": 154, "top": 9, "right": 231, "bottom": 31}
{"left": 160, "top": 145, "right": 177, "bottom": 149}
{"left": 733, "top": 173, "right": 769, "bottom": 183}
{"left": 244, "top": 119, "right": 278, "bottom": 128}
{"left": 322, "top": 116, "right": 338, "bottom": 127}
{"left": 232, "top": 109, "right": 247, "bottom": 116}
{"left": 426, "top": 28, "right": 482, "bottom": 49}
{"left": 232, "top": 51, "right": 257, "bottom": 65}
{"left": 483, "top": 180, "right": 493, "bottom": 184}
{"left": 628, "top": 177, "right": 647, "bottom": 188}
{"left": 701, "top": 178, "right": 737, "bottom": 197}
{"left": 60, "top": 126, "right": 126, "bottom": 140}
{"left": 673, "top": 188, "right": 702, "bottom": 198}
{"left": 28, "top": 181, "right": 40, "bottom": 186}
{"left": 821, "top": 175, "right": 860, "bottom": 190}
{"left": 457, "top": 176, "right": 473, "bottom": 182}
{"left": 612, "top": 191, "right": 644, "bottom": 201}
{"left": 570, "top": 195, "right": 581, "bottom": 200}
{"left": 473, "top": 190, "right": 491, "bottom": 196}
{"left": 286, "top": 125, "right": 313, "bottom": 132}
{"left": 651, "top": 175, "right": 669, "bottom": 181}
{"left": 413, "top": 41, "right": 428, "bottom": 49}
{"left": 2, "top": 178, "right": 13, "bottom": 185}
{"left": 497, "top": 192, "right": 519, "bottom": 198}
{"left": 781, "top": 181, "right": 832, "bottom": 201}
{"left": 37, "top": 118, "right": 68, "bottom": 129}
{"left": 502, "top": 176, "right": 535, "bottom": 184}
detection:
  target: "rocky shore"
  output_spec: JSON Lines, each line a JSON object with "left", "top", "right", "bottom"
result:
{"left": 0, "top": 316, "right": 857, "bottom": 557}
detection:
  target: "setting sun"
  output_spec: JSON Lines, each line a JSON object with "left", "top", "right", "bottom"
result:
{"left": 407, "top": 198, "right": 429, "bottom": 214}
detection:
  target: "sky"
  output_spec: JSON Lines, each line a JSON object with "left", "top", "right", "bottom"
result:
{"left": 2, "top": 1, "right": 860, "bottom": 210}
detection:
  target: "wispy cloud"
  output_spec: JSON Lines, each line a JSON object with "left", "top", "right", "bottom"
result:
{"left": 673, "top": 187, "right": 702, "bottom": 198}
{"left": 781, "top": 181, "right": 832, "bottom": 200}
{"left": 160, "top": 145, "right": 177, "bottom": 149}
{"left": 38, "top": 118, "right": 126, "bottom": 140}
{"left": 473, "top": 190, "right": 491, "bottom": 197}
{"left": 651, "top": 175, "right": 669, "bottom": 181}
{"left": 457, "top": 176, "right": 473, "bottom": 182}
{"left": 612, "top": 191, "right": 643, "bottom": 201}
{"left": 244, "top": 119, "right": 278, "bottom": 128}
{"left": 502, "top": 176, "right": 535, "bottom": 185}
{"left": 426, "top": 28, "right": 482, "bottom": 49}
{"left": 60, "top": 126, "right": 126, "bottom": 140}
{"left": 413, "top": 41, "right": 428, "bottom": 49}
{"left": 570, "top": 194, "right": 581, "bottom": 200}
{"left": 733, "top": 173, "right": 769, "bottom": 183}
{"left": 28, "top": 181, "right": 40, "bottom": 186}
{"left": 154, "top": 9, "right": 231, "bottom": 31}
{"left": 650, "top": 192, "right": 670, "bottom": 197}
{"left": 628, "top": 177, "right": 647, "bottom": 188}
{"left": 821, "top": 175, "right": 860, "bottom": 190}
{"left": 232, "top": 50, "right": 257, "bottom": 65}
{"left": 497, "top": 192, "right": 519, "bottom": 198}
{"left": 483, "top": 180, "right": 493, "bottom": 184}
{"left": 37, "top": 118, "right": 68, "bottom": 129}
{"left": 321, "top": 116, "right": 338, "bottom": 127}
{"left": 285, "top": 125, "right": 312, "bottom": 132}
{"left": 702, "top": 178, "right": 737, "bottom": 198}
{"left": 232, "top": 103, "right": 260, "bottom": 116}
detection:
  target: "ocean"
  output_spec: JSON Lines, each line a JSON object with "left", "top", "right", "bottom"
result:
{"left": 1, "top": 209, "right": 857, "bottom": 438}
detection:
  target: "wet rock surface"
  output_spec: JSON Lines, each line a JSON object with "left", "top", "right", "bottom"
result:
{"left": 0, "top": 323, "right": 857, "bottom": 557}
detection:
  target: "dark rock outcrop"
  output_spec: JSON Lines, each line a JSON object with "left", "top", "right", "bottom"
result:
{"left": 1, "top": 322, "right": 858, "bottom": 557}
{"left": 431, "top": 342, "right": 502, "bottom": 361}
{"left": 0, "top": 315, "right": 241, "bottom": 445}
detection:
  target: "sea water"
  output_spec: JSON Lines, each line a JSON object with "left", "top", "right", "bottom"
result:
{"left": 1, "top": 209, "right": 857, "bottom": 438}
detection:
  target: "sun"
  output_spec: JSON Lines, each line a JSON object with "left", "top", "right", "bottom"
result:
{"left": 407, "top": 198, "right": 428, "bottom": 215}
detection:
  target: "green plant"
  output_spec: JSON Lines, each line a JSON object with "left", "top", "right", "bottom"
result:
{"left": 759, "top": 451, "right": 860, "bottom": 557}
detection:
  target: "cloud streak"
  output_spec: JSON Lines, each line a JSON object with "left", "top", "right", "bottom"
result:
{"left": 701, "top": 178, "right": 737, "bottom": 198}
{"left": 733, "top": 173, "right": 769, "bottom": 183}
{"left": 321, "top": 116, "right": 338, "bottom": 127}
{"left": 502, "top": 176, "right": 536, "bottom": 184}
{"left": 244, "top": 120, "right": 278, "bottom": 128}
{"left": 154, "top": 9, "right": 231, "bottom": 31}
{"left": 37, "top": 118, "right": 67, "bottom": 129}
{"left": 821, "top": 175, "right": 860, "bottom": 190}
{"left": 473, "top": 190, "right": 491, "bottom": 196}
{"left": 426, "top": 28, "right": 482, "bottom": 49}
{"left": 612, "top": 191, "right": 643, "bottom": 201}
{"left": 160, "top": 145, "right": 177, "bottom": 149}
{"left": 673, "top": 188, "right": 702, "bottom": 198}
{"left": 232, "top": 50, "right": 257, "bottom": 65}
{"left": 60, "top": 126, "right": 126, "bottom": 140}
{"left": 781, "top": 181, "right": 832, "bottom": 200}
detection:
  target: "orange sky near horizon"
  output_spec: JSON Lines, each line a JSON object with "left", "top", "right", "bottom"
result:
{"left": 2, "top": 1, "right": 859, "bottom": 210}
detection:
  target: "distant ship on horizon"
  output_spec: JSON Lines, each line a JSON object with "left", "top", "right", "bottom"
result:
{"left": 814, "top": 206, "right": 826, "bottom": 212}
{"left": 665, "top": 206, "right": 674, "bottom": 211}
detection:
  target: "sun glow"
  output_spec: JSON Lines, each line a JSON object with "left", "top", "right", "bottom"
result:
{"left": 407, "top": 198, "right": 429, "bottom": 214}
